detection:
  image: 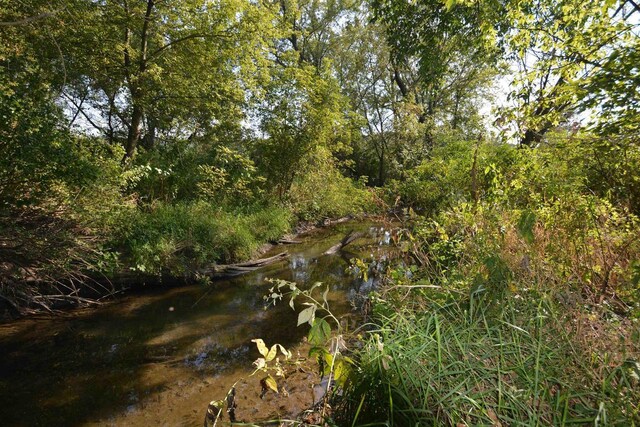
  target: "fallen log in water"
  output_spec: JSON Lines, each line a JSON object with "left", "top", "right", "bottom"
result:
{"left": 196, "top": 251, "right": 290, "bottom": 278}
{"left": 277, "top": 238, "right": 302, "bottom": 244}
{"left": 323, "top": 230, "right": 365, "bottom": 255}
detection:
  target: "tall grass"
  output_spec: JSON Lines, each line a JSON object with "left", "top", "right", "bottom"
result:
{"left": 329, "top": 134, "right": 640, "bottom": 426}
{"left": 337, "top": 290, "right": 639, "bottom": 426}
{"left": 116, "top": 202, "right": 292, "bottom": 275}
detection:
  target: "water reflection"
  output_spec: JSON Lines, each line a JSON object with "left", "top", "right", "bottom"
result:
{"left": 0, "top": 220, "right": 396, "bottom": 426}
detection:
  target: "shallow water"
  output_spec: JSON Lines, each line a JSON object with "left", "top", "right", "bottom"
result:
{"left": 0, "top": 220, "right": 393, "bottom": 426}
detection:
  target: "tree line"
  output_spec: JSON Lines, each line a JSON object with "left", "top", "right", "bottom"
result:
{"left": 0, "top": 0, "right": 638, "bottom": 311}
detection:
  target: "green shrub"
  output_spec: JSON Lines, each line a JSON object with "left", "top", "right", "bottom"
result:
{"left": 387, "top": 139, "right": 522, "bottom": 216}
{"left": 287, "top": 147, "right": 377, "bottom": 221}
{"left": 124, "top": 139, "right": 266, "bottom": 207}
{"left": 338, "top": 132, "right": 640, "bottom": 425}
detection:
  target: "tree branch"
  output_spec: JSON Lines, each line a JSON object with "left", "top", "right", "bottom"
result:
{"left": 626, "top": 0, "right": 640, "bottom": 14}
{"left": 0, "top": 10, "right": 57, "bottom": 27}
{"left": 139, "top": 0, "right": 155, "bottom": 73}
{"left": 68, "top": 92, "right": 87, "bottom": 128}
{"left": 148, "top": 32, "right": 231, "bottom": 60}
{"left": 62, "top": 92, "right": 108, "bottom": 137}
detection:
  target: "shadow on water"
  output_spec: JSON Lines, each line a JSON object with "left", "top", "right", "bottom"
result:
{"left": 0, "top": 220, "right": 395, "bottom": 426}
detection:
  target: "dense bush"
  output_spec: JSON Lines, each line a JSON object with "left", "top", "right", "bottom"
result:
{"left": 287, "top": 147, "right": 377, "bottom": 222}
{"left": 123, "top": 134, "right": 267, "bottom": 205}
{"left": 386, "top": 138, "right": 520, "bottom": 216}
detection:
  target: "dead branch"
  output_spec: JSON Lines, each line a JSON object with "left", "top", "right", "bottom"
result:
{"left": 323, "top": 230, "right": 365, "bottom": 255}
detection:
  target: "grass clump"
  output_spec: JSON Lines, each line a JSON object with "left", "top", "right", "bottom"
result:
{"left": 116, "top": 202, "right": 292, "bottom": 275}
{"left": 339, "top": 291, "right": 639, "bottom": 426}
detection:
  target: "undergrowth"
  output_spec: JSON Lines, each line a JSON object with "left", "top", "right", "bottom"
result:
{"left": 335, "top": 135, "right": 640, "bottom": 426}
{"left": 339, "top": 292, "right": 639, "bottom": 425}
{"left": 116, "top": 202, "right": 293, "bottom": 275}
{"left": 287, "top": 147, "right": 378, "bottom": 222}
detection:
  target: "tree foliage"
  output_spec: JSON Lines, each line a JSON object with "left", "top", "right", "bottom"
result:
{"left": 501, "top": 0, "right": 635, "bottom": 145}
{"left": 1, "top": 0, "right": 640, "bottom": 317}
{"left": 10, "top": 0, "right": 279, "bottom": 161}
{"left": 370, "top": 0, "right": 500, "bottom": 129}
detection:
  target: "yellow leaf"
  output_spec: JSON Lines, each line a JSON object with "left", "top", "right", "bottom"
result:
{"left": 264, "top": 375, "right": 278, "bottom": 393}
{"left": 275, "top": 344, "right": 292, "bottom": 359}
{"left": 265, "top": 345, "right": 277, "bottom": 362}
{"left": 251, "top": 338, "right": 268, "bottom": 357}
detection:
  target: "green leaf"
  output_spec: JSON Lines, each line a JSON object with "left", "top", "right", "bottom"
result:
{"left": 322, "top": 352, "right": 334, "bottom": 376}
{"left": 309, "top": 346, "right": 328, "bottom": 359}
{"left": 333, "top": 357, "right": 352, "bottom": 387}
{"left": 516, "top": 209, "right": 536, "bottom": 244}
{"left": 308, "top": 318, "right": 331, "bottom": 345}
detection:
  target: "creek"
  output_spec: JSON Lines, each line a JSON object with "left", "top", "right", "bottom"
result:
{"left": 0, "top": 220, "right": 394, "bottom": 426}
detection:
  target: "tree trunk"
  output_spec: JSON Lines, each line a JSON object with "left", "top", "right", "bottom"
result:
{"left": 452, "top": 90, "right": 461, "bottom": 130}
{"left": 519, "top": 128, "right": 539, "bottom": 147}
{"left": 393, "top": 66, "right": 408, "bottom": 97}
{"left": 378, "top": 149, "right": 385, "bottom": 186}
{"left": 142, "top": 117, "right": 157, "bottom": 149}
{"left": 471, "top": 135, "right": 480, "bottom": 208}
{"left": 122, "top": 0, "right": 154, "bottom": 164}
{"left": 123, "top": 103, "right": 144, "bottom": 163}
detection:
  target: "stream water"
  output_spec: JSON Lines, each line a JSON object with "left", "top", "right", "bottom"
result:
{"left": 0, "top": 220, "right": 394, "bottom": 426}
